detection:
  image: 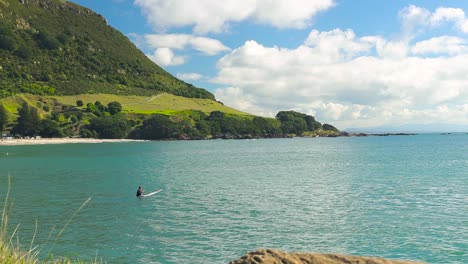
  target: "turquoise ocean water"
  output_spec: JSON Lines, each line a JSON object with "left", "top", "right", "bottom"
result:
{"left": 0, "top": 134, "right": 466, "bottom": 263}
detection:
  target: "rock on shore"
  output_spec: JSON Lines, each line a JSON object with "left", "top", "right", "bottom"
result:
{"left": 230, "top": 249, "right": 424, "bottom": 264}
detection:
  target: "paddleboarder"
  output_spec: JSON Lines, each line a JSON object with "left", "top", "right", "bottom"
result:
{"left": 136, "top": 186, "right": 144, "bottom": 197}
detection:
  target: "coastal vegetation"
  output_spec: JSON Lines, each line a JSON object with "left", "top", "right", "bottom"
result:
{"left": 0, "top": 95, "right": 339, "bottom": 139}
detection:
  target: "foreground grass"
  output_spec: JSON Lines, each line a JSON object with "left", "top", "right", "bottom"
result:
{"left": 1, "top": 177, "right": 102, "bottom": 264}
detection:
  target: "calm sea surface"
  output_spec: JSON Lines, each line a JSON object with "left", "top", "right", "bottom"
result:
{"left": 0, "top": 134, "right": 466, "bottom": 263}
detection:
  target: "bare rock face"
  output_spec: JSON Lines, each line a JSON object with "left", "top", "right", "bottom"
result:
{"left": 230, "top": 249, "right": 425, "bottom": 264}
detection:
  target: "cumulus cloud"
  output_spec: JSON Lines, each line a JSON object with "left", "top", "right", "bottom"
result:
{"left": 399, "top": 5, "right": 431, "bottom": 38}
{"left": 147, "top": 47, "right": 185, "bottom": 66}
{"left": 213, "top": 25, "right": 468, "bottom": 128}
{"left": 176, "top": 72, "right": 204, "bottom": 81}
{"left": 134, "top": 0, "right": 334, "bottom": 34}
{"left": 399, "top": 5, "right": 468, "bottom": 35}
{"left": 431, "top": 7, "right": 468, "bottom": 33}
{"left": 144, "top": 34, "right": 230, "bottom": 55}
{"left": 411, "top": 36, "right": 468, "bottom": 55}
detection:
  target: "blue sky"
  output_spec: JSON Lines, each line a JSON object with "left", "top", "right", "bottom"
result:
{"left": 71, "top": 0, "right": 468, "bottom": 129}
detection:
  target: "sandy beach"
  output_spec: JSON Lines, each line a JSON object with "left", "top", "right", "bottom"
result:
{"left": 0, "top": 138, "right": 145, "bottom": 146}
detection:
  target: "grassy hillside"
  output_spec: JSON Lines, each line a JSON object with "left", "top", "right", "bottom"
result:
{"left": 0, "top": 93, "right": 249, "bottom": 116}
{"left": 0, "top": 0, "right": 214, "bottom": 99}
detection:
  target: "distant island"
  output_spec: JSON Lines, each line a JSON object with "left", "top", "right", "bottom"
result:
{"left": 346, "top": 123, "right": 468, "bottom": 134}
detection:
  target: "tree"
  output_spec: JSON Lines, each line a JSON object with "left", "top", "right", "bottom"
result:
{"left": 305, "top": 115, "right": 321, "bottom": 131}
{"left": 12, "top": 103, "right": 40, "bottom": 137}
{"left": 0, "top": 104, "right": 8, "bottom": 135}
{"left": 80, "top": 129, "right": 96, "bottom": 138}
{"left": 51, "top": 111, "right": 61, "bottom": 122}
{"left": 88, "top": 116, "right": 130, "bottom": 139}
{"left": 107, "top": 101, "right": 122, "bottom": 115}
{"left": 130, "top": 114, "right": 180, "bottom": 139}
{"left": 70, "top": 115, "right": 79, "bottom": 123}
{"left": 94, "top": 101, "right": 106, "bottom": 112}
{"left": 36, "top": 31, "right": 60, "bottom": 50}
{"left": 276, "top": 111, "right": 307, "bottom": 135}
{"left": 322, "top": 123, "right": 339, "bottom": 132}
{"left": 39, "top": 118, "right": 63, "bottom": 138}
{"left": 86, "top": 102, "right": 102, "bottom": 116}
{"left": 195, "top": 120, "right": 211, "bottom": 135}
{"left": 15, "top": 46, "right": 33, "bottom": 59}
{"left": 253, "top": 117, "right": 282, "bottom": 136}
{"left": 0, "top": 26, "right": 17, "bottom": 51}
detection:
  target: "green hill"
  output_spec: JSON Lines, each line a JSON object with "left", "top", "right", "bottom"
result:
{"left": 0, "top": 0, "right": 214, "bottom": 99}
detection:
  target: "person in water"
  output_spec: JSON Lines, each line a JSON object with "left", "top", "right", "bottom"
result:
{"left": 136, "top": 186, "right": 144, "bottom": 197}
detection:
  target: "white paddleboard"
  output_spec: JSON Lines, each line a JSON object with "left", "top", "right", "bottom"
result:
{"left": 141, "top": 189, "right": 162, "bottom": 197}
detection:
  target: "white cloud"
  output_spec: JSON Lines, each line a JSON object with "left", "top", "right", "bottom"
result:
{"left": 147, "top": 47, "right": 185, "bottom": 66}
{"left": 212, "top": 27, "right": 468, "bottom": 129}
{"left": 189, "top": 37, "right": 231, "bottom": 55}
{"left": 431, "top": 7, "right": 465, "bottom": 25}
{"left": 430, "top": 7, "right": 468, "bottom": 33}
{"left": 411, "top": 36, "right": 468, "bottom": 55}
{"left": 251, "top": 0, "right": 335, "bottom": 29}
{"left": 176, "top": 73, "right": 204, "bottom": 81}
{"left": 145, "top": 34, "right": 191, "bottom": 50}
{"left": 398, "top": 5, "right": 468, "bottom": 35}
{"left": 144, "top": 34, "right": 230, "bottom": 55}
{"left": 399, "top": 5, "right": 431, "bottom": 38}
{"left": 134, "top": 0, "right": 334, "bottom": 34}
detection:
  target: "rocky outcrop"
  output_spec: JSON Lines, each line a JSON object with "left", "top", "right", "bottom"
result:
{"left": 230, "top": 249, "right": 424, "bottom": 264}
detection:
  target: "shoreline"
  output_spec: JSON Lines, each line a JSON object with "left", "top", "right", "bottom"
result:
{"left": 0, "top": 132, "right": 420, "bottom": 146}
{"left": 0, "top": 138, "right": 146, "bottom": 146}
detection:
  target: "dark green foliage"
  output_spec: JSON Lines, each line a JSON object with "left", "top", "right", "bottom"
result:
{"left": 130, "top": 114, "right": 180, "bottom": 139}
{"left": 275, "top": 111, "right": 324, "bottom": 135}
{"left": 252, "top": 116, "right": 282, "bottom": 135}
{"left": 0, "top": 25, "right": 17, "bottom": 51}
{"left": 0, "top": 0, "right": 215, "bottom": 100}
{"left": 75, "top": 111, "right": 84, "bottom": 121}
{"left": 322, "top": 123, "right": 339, "bottom": 132}
{"left": 36, "top": 31, "right": 61, "bottom": 50}
{"left": 0, "top": 104, "right": 8, "bottom": 134}
{"left": 276, "top": 111, "right": 308, "bottom": 134}
{"left": 208, "top": 111, "right": 226, "bottom": 120}
{"left": 0, "top": 35, "right": 17, "bottom": 51}
{"left": 305, "top": 115, "right": 322, "bottom": 131}
{"left": 51, "top": 111, "right": 61, "bottom": 121}
{"left": 94, "top": 101, "right": 107, "bottom": 112}
{"left": 86, "top": 102, "right": 101, "bottom": 116}
{"left": 88, "top": 115, "right": 130, "bottom": 138}
{"left": 12, "top": 103, "right": 40, "bottom": 136}
{"left": 80, "top": 128, "right": 96, "bottom": 138}
{"left": 70, "top": 115, "right": 79, "bottom": 123}
{"left": 195, "top": 120, "right": 211, "bottom": 135}
{"left": 76, "top": 100, "right": 84, "bottom": 107}
{"left": 42, "top": 105, "right": 50, "bottom": 112}
{"left": 39, "top": 118, "right": 64, "bottom": 138}
{"left": 15, "top": 46, "right": 34, "bottom": 59}
{"left": 107, "top": 101, "right": 122, "bottom": 115}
